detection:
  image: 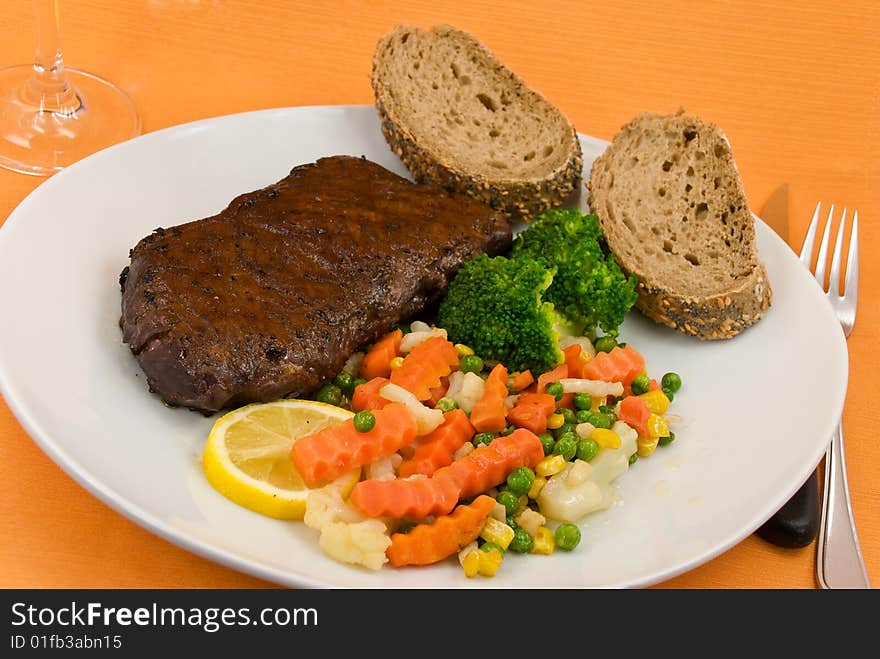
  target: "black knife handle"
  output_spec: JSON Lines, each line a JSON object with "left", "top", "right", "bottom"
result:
{"left": 756, "top": 469, "right": 819, "bottom": 548}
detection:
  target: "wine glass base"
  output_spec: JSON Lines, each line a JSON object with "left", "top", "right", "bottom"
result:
{"left": 0, "top": 65, "right": 140, "bottom": 176}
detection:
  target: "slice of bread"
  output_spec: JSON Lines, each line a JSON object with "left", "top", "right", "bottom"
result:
{"left": 587, "top": 112, "right": 771, "bottom": 339}
{"left": 372, "top": 24, "right": 583, "bottom": 221}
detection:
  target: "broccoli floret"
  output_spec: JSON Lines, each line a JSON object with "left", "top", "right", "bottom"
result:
{"left": 437, "top": 254, "right": 564, "bottom": 374}
{"left": 510, "top": 208, "right": 638, "bottom": 337}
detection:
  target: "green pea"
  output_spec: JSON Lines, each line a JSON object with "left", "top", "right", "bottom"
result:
{"left": 553, "top": 422, "right": 575, "bottom": 439}
{"left": 315, "top": 383, "right": 342, "bottom": 406}
{"left": 661, "top": 372, "right": 682, "bottom": 393}
{"left": 480, "top": 541, "right": 505, "bottom": 556}
{"left": 496, "top": 490, "right": 520, "bottom": 517}
{"left": 554, "top": 523, "right": 581, "bottom": 551}
{"left": 588, "top": 412, "right": 612, "bottom": 429}
{"left": 617, "top": 342, "right": 628, "bottom": 349}
{"left": 598, "top": 405, "right": 617, "bottom": 424}
{"left": 353, "top": 410, "right": 376, "bottom": 432}
{"left": 659, "top": 431, "right": 676, "bottom": 447}
{"left": 334, "top": 370, "right": 354, "bottom": 394}
{"left": 575, "top": 409, "right": 593, "bottom": 424}
{"left": 473, "top": 432, "right": 494, "bottom": 448}
{"left": 538, "top": 432, "right": 555, "bottom": 456}
{"left": 507, "top": 515, "right": 519, "bottom": 530}
{"left": 507, "top": 466, "right": 535, "bottom": 496}
{"left": 594, "top": 336, "right": 617, "bottom": 353}
{"left": 545, "top": 382, "right": 564, "bottom": 401}
{"left": 576, "top": 438, "right": 600, "bottom": 462}
{"left": 573, "top": 393, "right": 592, "bottom": 410}
{"left": 629, "top": 453, "right": 638, "bottom": 465}
{"left": 553, "top": 432, "right": 578, "bottom": 461}
{"left": 662, "top": 387, "right": 675, "bottom": 402}
{"left": 509, "top": 528, "right": 534, "bottom": 554}
{"left": 499, "top": 424, "right": 516, "bottom": 436}
{"left": 436, "top": 396, "right": 458, "bottom": 412}
{"left": 459, "top": 354, "right": 484, "bottom": 374}
{"left": 557, "top": 407, "right": 577, "bottom": 425}
{"left": 630, "top": 374, "right": 651, "bottom": 396}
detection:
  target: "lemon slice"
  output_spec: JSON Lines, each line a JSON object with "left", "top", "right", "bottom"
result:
{"left": 202, "top": 399, "right": 360, "bottom": 520}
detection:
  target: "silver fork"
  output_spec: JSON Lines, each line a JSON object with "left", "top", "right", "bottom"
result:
{"left": 800, "top": 202, "right": 870, "bottom": 589}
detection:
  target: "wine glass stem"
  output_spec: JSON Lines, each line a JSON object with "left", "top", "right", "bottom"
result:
{"left": 25, "top": 0, "right": 81, "bottom": 115}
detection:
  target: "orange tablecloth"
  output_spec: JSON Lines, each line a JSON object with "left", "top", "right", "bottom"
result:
{"left": 1, "top": 0, "right": 877, "bottom": 589}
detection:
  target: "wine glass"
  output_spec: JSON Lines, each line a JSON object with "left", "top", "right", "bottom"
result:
{"left": 0, "top": 0, "right": 140, "bottom": 176}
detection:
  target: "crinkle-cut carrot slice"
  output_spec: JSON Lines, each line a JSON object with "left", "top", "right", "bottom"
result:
{"left": 389, "top": 336, "right": 459, "bottom": 401}
{"left": 536, "top": 363, "right": 568, "bottom": 394}
{"left": 386, "top": 495, "right": 496, "bottom": 567}
{"left": 359, "top": 329, "right": 403, "bottom": 380}
{"left": 469, "top": 363, "right": 509, "bottom": 433}
{"left": 508, "top": 392, "right": 556, "bottom": 434}
{"left": 398, "top": 409, "right": 475, "bottom": 478}
{"left": 581, "top": 344, "right": 645, "bottom": 386}
{"left": 350, "top": 429, "right": 544, "bottom": 519}
{"left": 290, "top": 402, "right": 417, "bottom": 487}
{"left": 351, "top": 377, "right": 392, "bottom": 411}
{"left": 509, "top": 370, "right": 535, "bottom": 392}
{"left": 618, "top": 395, "right": 650, "bottom": 438}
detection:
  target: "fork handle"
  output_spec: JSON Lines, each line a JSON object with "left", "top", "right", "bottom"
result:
{"left": 817, "top": 422, "right": 871, "bottom": 588}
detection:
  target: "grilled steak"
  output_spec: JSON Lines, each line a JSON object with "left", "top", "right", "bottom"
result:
{"left": 120, "top": 155, "right": 512, "bottom": 413}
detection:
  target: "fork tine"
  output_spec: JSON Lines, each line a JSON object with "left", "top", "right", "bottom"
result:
{"left": 814, "top": 204, "right": 835, "bottom": 287}
{"left": 844, "top": 211, "right": 859, "bottom": 305}
{"left": 829, "top": 208, "right": 848, "bottom": 296}
{"left": 800, "top": 201, "right": 822, "bottom": 266}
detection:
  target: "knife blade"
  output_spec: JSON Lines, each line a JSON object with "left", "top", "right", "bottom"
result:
{"left": 755, "top": 184, "right": 820, "bottom": 548}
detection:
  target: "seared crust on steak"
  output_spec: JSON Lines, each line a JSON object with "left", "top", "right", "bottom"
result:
{"left": 120, "top": 156, "right": 511, "bottom": 413}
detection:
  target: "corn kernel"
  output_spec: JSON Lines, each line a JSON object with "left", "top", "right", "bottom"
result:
{"left": 591, "top": 428, "right": 621, "bottom": 449}
{"left": 637, "top": 436, "right": 659, "bottom": 458}
{"left": 454, "top": 343, "right": 474, "bottom": 357}
{"left": 480, "top": 517, "right": 515, "bottom": 550}
{"left": 590, "top": 396, "right": 601, "bottom": 412}
{"left": 389, "top": 356, "right": 405, "bottom": 370}
{"left": 640, "top": 390, "right": 670, "bottom": 415}
{"left": 546, "top": 413, "right": 565, "bottom": 430}
{"left": 536, "top": 454, "right": 567, "bottom": 477}
{"left": 461, "top": 553, "right": 480, "bottom": 578}
{"left": 647, "top": 413, "right": 670, "bottom": 439}
{"left": 531, "top": 526, "right": 555, "bottom": 555}
{"left": 528, "top": 475, "right": 547, "bottom": 499}
{"left": 477, "top": 546, "right": 503, "bottom": 576}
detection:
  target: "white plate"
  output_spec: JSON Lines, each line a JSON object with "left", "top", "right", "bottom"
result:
{"left": 0, "top": 105, "right": 847, "bottom": 588}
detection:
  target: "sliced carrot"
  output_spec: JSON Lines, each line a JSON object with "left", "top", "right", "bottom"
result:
{"left": 508, "top": 392, "right": 556, "bottom": 434}
{"left": 398, "top": 409, "right": 475, "bottom": 478}
{"left": 436, "top": 428, "right": 544, "bottom": 500}
{"left": 350, "top": 429, "right": 544, "bottom": 518}
{"left": 389, "top": 336, "right": 459, "bottom": 401}
{"left": 619, "top": 395, "right": 650, "bottom": 438}
{"left": 351, "top": 377, "right": 391, "bottom": 411}
{"left": 469, "top": 363, "right": 510, "bottom": 433}
{"left": 582, "top": 344, "right": 645, "bottom": 386}
{"left": 359, "top": 329, "right": 403, "bottom": 380}
{"left": 426, "top": 376, "right": 450, "bottom": 408}
{"left": 509, "top": 370, "right": 535, "bottom": 392}
{"left": 536, "top": 363, "right": 568, "bottom": 394}
{"left": 290, "top": 402, "right": 417, "bottom": 487}
{"left": 563, "top": 344, "right": 585, "bottom": 379}
{"left": 386, "top": 495, "right": 496, "bottom": 567}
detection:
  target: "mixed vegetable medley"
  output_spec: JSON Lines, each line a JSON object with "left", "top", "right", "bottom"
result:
{"left": 290, "top": 209, "right": 682, "bottom": 577}
{"left": 203, "top": 208, "right": 683, "bottom": 578}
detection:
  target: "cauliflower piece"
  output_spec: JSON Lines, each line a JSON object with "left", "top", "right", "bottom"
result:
{"left": 400, "top": 327, "right": 448, "bottom": 353}
{"left": 537, "top": 420, "right": 638, "bottom": 523}
{"left": 303, "top": 488, "right": 366, "bottom": 531}
{"left": 379, "top": 382, "right": 444, "bottom": 435}
{"left": 318, "top": 520, "right": 391, "bottom": 571}
{"left": 559, "top": 378, "right": 624, "bottom": 398}
{"left": 444, "top": 371, "right": 485, "bottom": 413}
{"left": 366, "top": 453, "right": 402, "bottom": 482}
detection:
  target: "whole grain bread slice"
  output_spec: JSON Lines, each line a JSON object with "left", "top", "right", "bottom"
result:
{"left": 372, "top": 24, "right": 583, "bottom": 221}
{"left": 587, "top": 112, "right": 771, "bottom": 339}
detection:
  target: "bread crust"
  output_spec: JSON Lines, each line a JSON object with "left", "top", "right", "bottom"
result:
{"left": 372, "top": 24, "right": 583, "bottom": 222}
{"left": 587, "top": 112, "right": 772, "bottom": 339}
